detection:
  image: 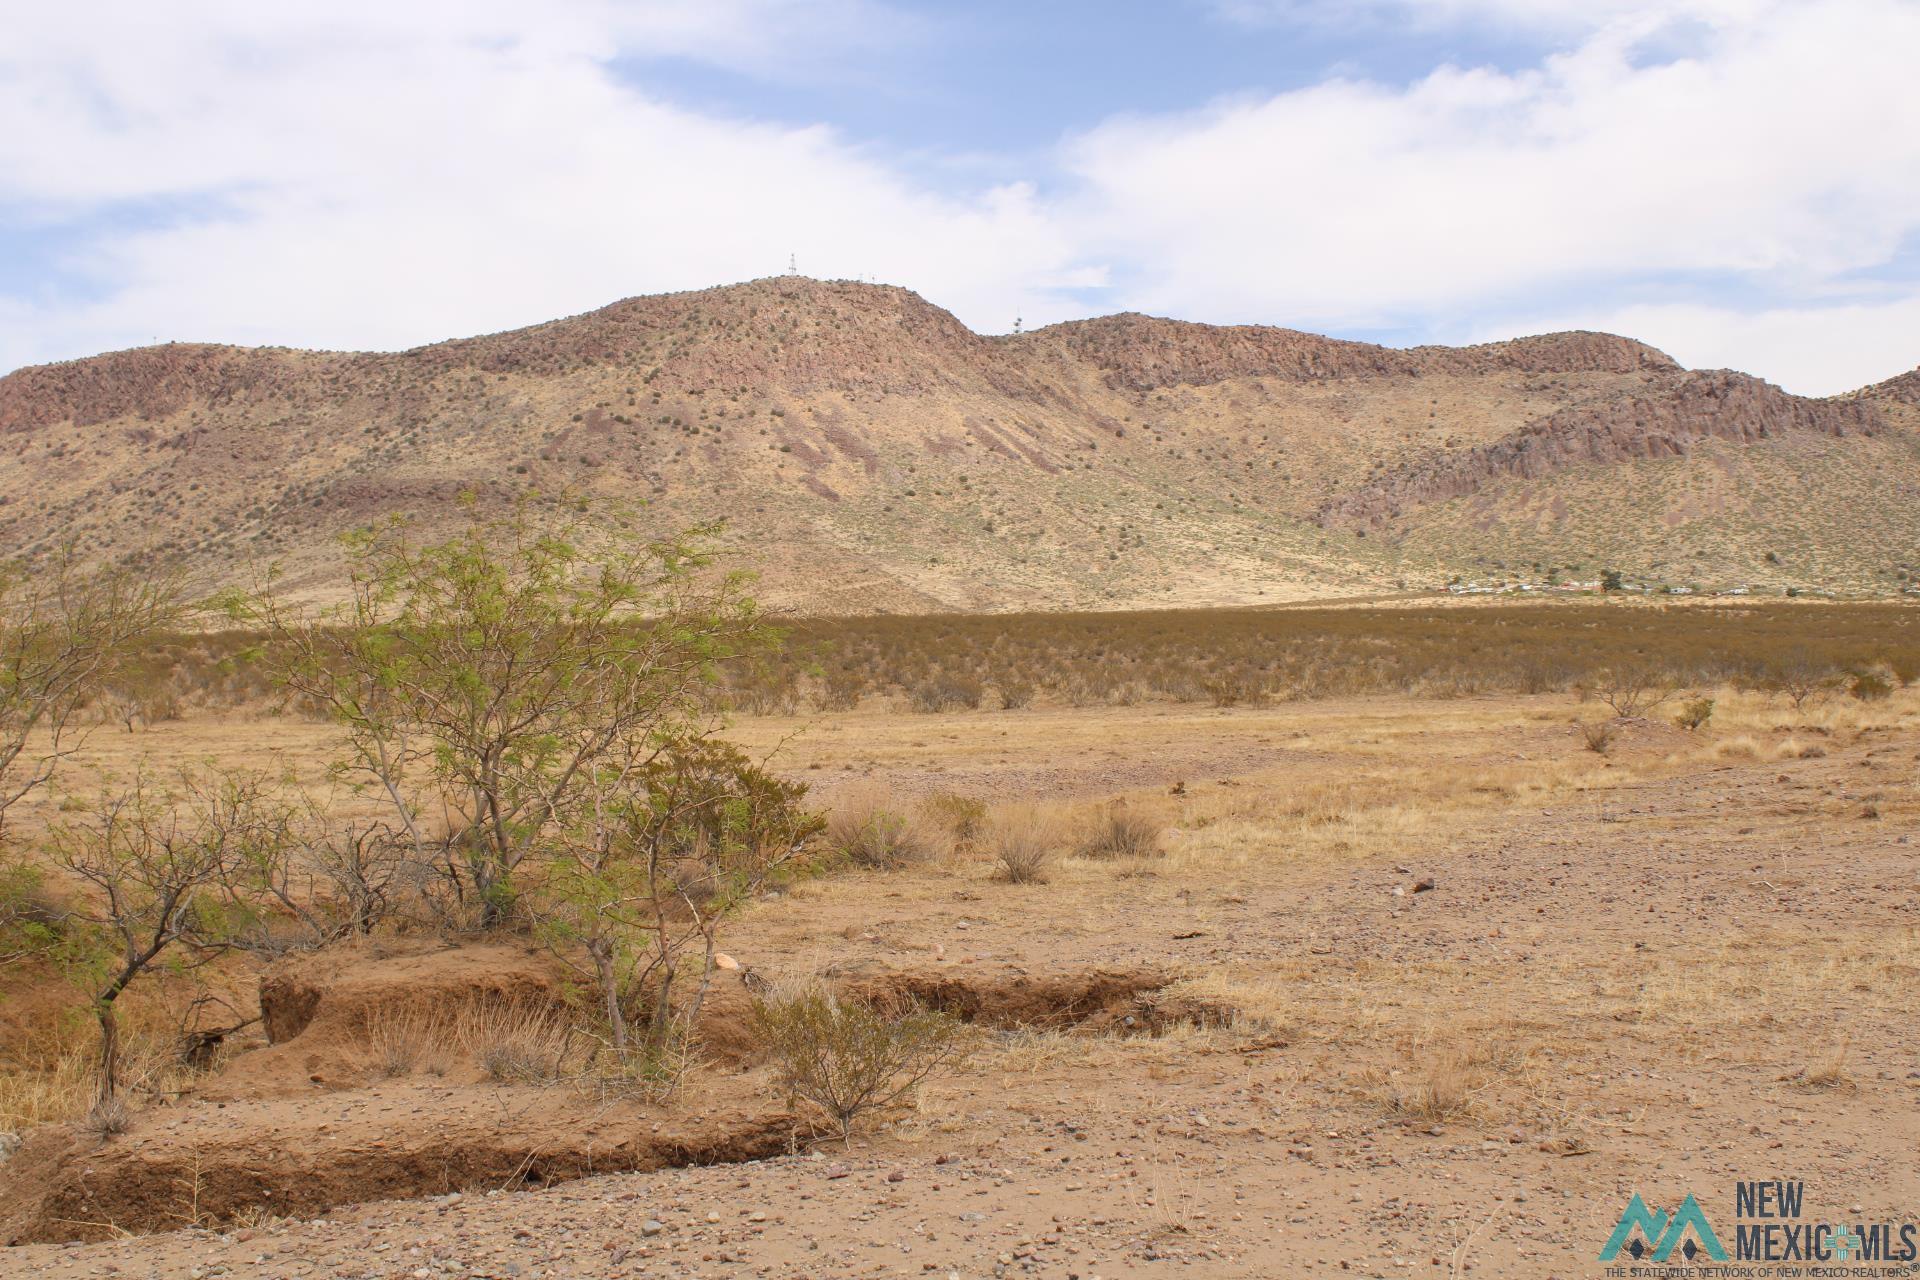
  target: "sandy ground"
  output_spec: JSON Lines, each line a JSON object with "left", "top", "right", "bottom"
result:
{"left": 3, "top": 689, "right": 1918, "bottom": 1277}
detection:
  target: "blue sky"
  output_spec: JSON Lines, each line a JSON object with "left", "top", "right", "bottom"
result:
{"left": 3, "top": 0, "right": 1919, "bottom": 393}
{"left": 625, "top": 3, "right": 1545, "bottom": 163}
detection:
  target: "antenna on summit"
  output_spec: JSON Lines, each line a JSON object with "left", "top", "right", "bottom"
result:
{"left": 1012, "top": 315, "right": 1023, "bottom": 336}
{"left": 786, "top": 253, "right": 798, "bottom": 277}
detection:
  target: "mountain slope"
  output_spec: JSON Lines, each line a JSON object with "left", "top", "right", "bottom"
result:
{"left": 1, "top": 278, "right": 1914, "bottom": 609}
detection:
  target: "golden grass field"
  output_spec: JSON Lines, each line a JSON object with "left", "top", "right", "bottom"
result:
{"left": 3, "top": 638, "right": 1916, "bottom": 1274}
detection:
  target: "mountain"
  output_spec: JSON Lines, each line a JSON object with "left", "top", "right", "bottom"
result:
{"left": 3, "top": 278, "right": 1916, "bottom": 610}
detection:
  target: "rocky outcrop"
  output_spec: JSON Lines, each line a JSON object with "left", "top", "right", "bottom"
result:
{"left": 1861, "top": 365, "right": 1920, "bottom": 405}
{"left": 0, "top": 278, "right": 1911, "bottom": 606}
{"left": 1317, "top": 370, "right": 1884, "bottom": 529}
{"left": 407, "top": 277, "right": 1001, "bottom": 396}
{"left": 1031, "top": 314, "right": 1677, "bottom": 391}
{"left": 0, "top": 344, "right": 313, "bottom": 432}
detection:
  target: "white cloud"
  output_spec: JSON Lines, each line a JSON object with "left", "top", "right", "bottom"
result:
{"left": 1063, "top": 0, "right": 1920, "bottom": 391}
{"left": 1212, "top": 0, "right": 1784, "bottom": 35}
{"left": 0, "top": 1, "right": 1083, "bottom": 366}
{"left": 1486, "top": 294, "right": 1920, "bottom": 395}
{"left": 2, "top": 0, "right": 1918, "bottom": 395}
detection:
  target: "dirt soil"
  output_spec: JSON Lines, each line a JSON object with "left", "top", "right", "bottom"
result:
{"left": 2, "top": 691, "right": 1917, "bottom": 1277}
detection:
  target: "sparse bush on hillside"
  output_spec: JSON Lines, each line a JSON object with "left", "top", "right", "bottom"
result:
{"left": 1204, "top": 672, "right": 1266, "bottom": 708}
{"left": 1675, "top": 697, "right": 1715, "bottom": 731}
{"left": 996, "top": 674, "right": 1036, "bottom": 710}
{"left": 133, "top": 602, "right": 1920, "bottom": 723}
{"left": 815, "top": 664, "right": 865, "bottom": 711}
{"left": 1577, "top": 719, "right": 1617, "bottom": 754}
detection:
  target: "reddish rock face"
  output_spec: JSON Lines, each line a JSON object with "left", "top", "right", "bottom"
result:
{"left": 1315, "top": 370, "right": 1886, "bottom": 530}
{"left": 0, "top": 344, "right": 313, "bottom": 433}
{"left": 0, "top": 276, "right": 1910, "bottom": 606}
{"left": 1030, "top": 313, "right": 1678, "bottom": 392}
{"left": 1866, "top": 365, "right": 1920, "bottom": 405}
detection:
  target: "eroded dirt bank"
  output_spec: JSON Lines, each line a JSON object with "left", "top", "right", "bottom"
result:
{"left": 4, "top": 692, "right": 1917, "bottom": 1275}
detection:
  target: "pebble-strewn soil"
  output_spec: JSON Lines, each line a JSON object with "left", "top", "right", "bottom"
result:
{"left": 4, "top": 692, "right": 1917, "bottom": 1276}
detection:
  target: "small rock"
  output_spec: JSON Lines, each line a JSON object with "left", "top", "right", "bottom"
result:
{"left": 1412, "top": 877, "right": 1436, "bottom": 893}
{"left": 641, "top": 1220, "right": 665, "bottom": 1237}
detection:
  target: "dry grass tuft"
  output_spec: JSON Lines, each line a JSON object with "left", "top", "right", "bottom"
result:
{"left": 1366, "top": 1036, "right": 1532, "bottom": 1126}
{"left": 1075, "top": 802, "right": 1164, "bottom": 861}
{"left": 80, "top": 1094, "right": 133, "bottom": 1139}
{"left": 459, "top": 1003, "right": 572, "bottom": 1084}
{"left": 984, "top": 805, "right": 1058, "bottom": 884}
{"left": 1791, "top": 1037, "right": 1855, "bottom": 1091}
{"left": 362, "top": 1006, "right": 455, "bottom": 1079}
{"left": 828, "top": 783, "right": 948, "bottom": 869}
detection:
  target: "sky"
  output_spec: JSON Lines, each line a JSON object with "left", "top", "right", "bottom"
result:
{"left": 2, "top": 0, "right": 1918, "bottom": 394}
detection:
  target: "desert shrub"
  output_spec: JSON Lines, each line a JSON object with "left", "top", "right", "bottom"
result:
{"left": 1594, "top": 661, "right": 1677, "bottom": 718}
{"left": 47, "top": 768, "right": 287, "bottom": 1102}
{"left": 1762, "top": 647, "right": 1841, "bottom": 710}
{"left": 908, "top": 673, "right": 984, "bottom": 713}
{"left": 751, "top": 982, "right": 967, "bottom": 1141}
{"left": 114, "top": 601, "right": 1920, "bottom": 723}
{"left": 1075, "top": 802, "right": 1163, "bottom": 860}
{"left": 815, "top": 665, "right": 865, "bottom": 711}
{"left": 1849, "top": 669, "right": 1893, "bottom": 701}
{"left": 828, "top": 785, "right": 943, "bottom": 869}
{"left": 996, "top": 675, "right": 1036, "bottom": 710}
{"left": 1675, "top": 697, "right": 1715, "bottom": 731}
{"left": 1374, "top": 1044, "right": 1506, "bottom": 1124}
{"left": 730, "top": 669, "right": 799, "bottom": 715}
{"left": 535, "top": 739, "right": 820, "bottom": 1055}
{"left": 222, "top": 499, "right": 772, "bottom": 929}
{"left": 1203, "top": 672, "right": 1265, "bottom": 708}
{"left": 985, "top": 806, "right": 1056, "bottom": 884}
{"left": 1577, "top": 719, "right": 1617, "bottom": 754}
{"left": 0, "top": 552, "right": 187, "bottom": 837}
{"left": 921, "top": 792, "right": 986, "bottom": 846}
{"left": 0, "top": 859, "right": 68, "bottom": 967}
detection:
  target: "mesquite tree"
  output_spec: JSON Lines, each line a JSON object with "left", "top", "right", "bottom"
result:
{"left": 50, "top": 770, "right": 278, "bottom": 1101}
{"left": 226, "top": 499, "right": 771, "bottom": 927}
{"left": 540, "top": 739, "right": 820, "bottom": 1055}
{"left": 0, "top": 551, "right": 186, "bottom": 838}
